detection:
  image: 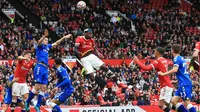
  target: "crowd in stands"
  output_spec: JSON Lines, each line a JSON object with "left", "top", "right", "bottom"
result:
{"left": 1, "top": 0, "right": 200, "bottom": 107}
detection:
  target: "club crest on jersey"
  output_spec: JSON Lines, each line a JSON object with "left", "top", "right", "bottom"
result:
{"left": 21, "top": 66, "right": 29, "bottom": 70}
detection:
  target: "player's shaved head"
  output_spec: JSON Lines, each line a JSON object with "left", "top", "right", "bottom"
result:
{"left": 156, "top": 47, "right": 165, "bottom": 55}
{"left": 171, "top": 44, "right": 181, "bottom": 54}
{"left": 55, "top": 58, "right": 62, "bottom": 65}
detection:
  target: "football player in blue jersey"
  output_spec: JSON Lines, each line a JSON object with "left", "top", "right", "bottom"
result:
{"left": 49, "top": 58, "right": 74, "bottom": 112}
{"left": 2, "top": 74, "right": 25, "bottom": 112}
{"left": 158, "top": 44, "right": 196, "bottom": 112}
{"left": 25, "top": 29, "right": 72, "bottom": 112}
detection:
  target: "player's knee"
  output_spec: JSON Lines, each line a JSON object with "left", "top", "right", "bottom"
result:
{"left": 184, "top": 100, "right": 191, "bottom": 106}
{"left": 171, "top": 100, "right": 177, "bottom": 106}
{"left": 23, "top": 93, "right": 29, "bottom": 100}
{"left": 100, "top": 64, "right": 108, "bottom": 71}
{"left": 40, "top": 87, "right": 46, "bottom": 93}
{"left": 158, "top": 100, "right": 165, "bottom": 107}
{"left": 49, "top": 101, "right": 57, "bottom": 108}
{"left": 32, "top": 88, "right": 39, "bottom": 94}
{"left": 34, "top": 84, "right": 41, "bottom": 91}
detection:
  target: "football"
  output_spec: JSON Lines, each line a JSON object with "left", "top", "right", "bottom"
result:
{"left": 77, "top": 1, "right": 86, "bottom": 10}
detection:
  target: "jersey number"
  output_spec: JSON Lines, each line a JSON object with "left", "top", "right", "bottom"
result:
{"left": 183, "top": 63, "right": 189, "bottom": 74}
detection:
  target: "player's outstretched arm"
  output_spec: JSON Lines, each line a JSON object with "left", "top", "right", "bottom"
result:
{"left": 133, "top": 56, "right": 153, "bottom": 71}
{"left": 17, "top": 56, "right": 30, "bottom": 61}
{"left": 94, "top": 47, "right": 104, "bottom": 58}
{"left": 38, "top": 29, "right": 49, "bottom": 46}
{"left": 189, "top": 50, "right": 199, "bottom": 67}
{"left": 158, "top": 66, "right": 178, "bottom": 76}
{"left": 52, "top": 34, "right": 72, "bottom": 47}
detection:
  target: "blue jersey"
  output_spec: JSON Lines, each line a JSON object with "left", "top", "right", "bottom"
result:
{"left": 55, "top": 66, "right": 74, "bottom": 92}
{"left": 5, "top": 74, "right": 14, "bottom": 95}
{"left": 4, "top": 75, "right": 13, "bottom": 104}
{"left": 173, "top": 55, "right": 192, "bottom": 87}
{"left": 35, "top": 44, "right": 52, "bottom": 65}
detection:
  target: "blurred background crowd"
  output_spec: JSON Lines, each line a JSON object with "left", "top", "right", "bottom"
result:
{"left": 1, "top": 0, "right": 200, "bottom": 107}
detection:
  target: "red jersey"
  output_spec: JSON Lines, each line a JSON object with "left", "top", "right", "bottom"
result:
{"left": 194, "top": 42, "right": 200, "bottom": 71}
{"left": 150, "top": 57, "right": 173, "bottom": 88}
{"left": 75, "top": 36, "right": 95, "bottom": 57}
{"left": 14, "top": 60, "right": 34, "bottom": 83}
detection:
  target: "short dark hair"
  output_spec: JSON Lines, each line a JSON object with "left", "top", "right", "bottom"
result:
{"left": 24, "top": 51, "right": 32, "bottom": 55}
{"left": 54, "top": 58, "right": 62, "bottom": 65}
{"left": 171, "top": 44, "right": 181, "bottom": 54}
{"left": 156, "top": 47, "right": 165, "bottom": 55}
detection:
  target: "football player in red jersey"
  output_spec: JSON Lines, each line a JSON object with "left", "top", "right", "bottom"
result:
{"left": 189, "top": 38, "right": 200, "bottom": 72}
{"left": 12, "top": 51, "right": 34, "bottom": 108}
{"left": 74, "top": 28, "right": 126, "bottom": 89}
{"left": 133, "top": 47, "right": 173, "bottom": 112}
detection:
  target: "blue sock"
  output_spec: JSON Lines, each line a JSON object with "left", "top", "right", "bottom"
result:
{"left": 176, "top": 103, "right": 189, "bottom": 112}
{"left": 187, "top": 104, "right": 197, "bottom": 112}
{"left": 52, "top": 105, "right": 62, "bottom": 112}
{"left": 189, "top": 107, "right": 197, "bottom": 112}
{"left": 36, "top": 93, "right": 44, "bottom": 107}
{"left": 26, "top": 91, "right": 35, "bottom": 104}
{"left": 21, "top": 109, "right": 26, "bottom": 112}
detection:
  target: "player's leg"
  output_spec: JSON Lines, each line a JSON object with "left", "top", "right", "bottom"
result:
{"left": 3, "top": 91, "right": 12, "bottom": 112}
{"left": 91, "top": 54, "right": 127, "bottom": 88}
{"left": 171, "top": 87, "right": 189, "bottom": 112}
{"left": 2, "top": 104, "right": 9, "bottom": 112}
{"left": 80, "top": 56, "right": 97, "bottom": 88}
{"left": 50, "top": 90, "right": 73, "bottom": 112}
{"left": 35, "top": 84, "right": 46, "bottom": 108}
{"left": 12, "top": 82, "right": 20, "bottom": 104}
{"left": 17, "top": 98, "right": 26, "bottom": 112}
{"left": 26, "top": 64, "right": 42, "bottom": 111}
{"left": 49, "top": 99, "right": 62, "bottom": 112}
{"left": 183, "top": 86, "right": 196, "bottom": 112}
{"left": 34, "top": 69, "right": 48, "bottom": 112}
{"left": 159, "top": 86, "right": 173, "bottom": 112}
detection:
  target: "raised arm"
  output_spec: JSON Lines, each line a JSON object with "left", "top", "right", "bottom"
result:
{"left": 189, "top": 50, "right": 199, "bottom": 67}
{"left": 52, "top": 34, "right": 72, "bottom": 47}
{"left": 17, "top": 56, "right": 30, "bottom": 61}
{"left": 38, "top": 29, "right": 49, "bottom": 46}
{"left": 133, "top": 56, "right": 153, "bottom": 71}
{"left": 190, "top": 42, "right": 200, "bottom": 67}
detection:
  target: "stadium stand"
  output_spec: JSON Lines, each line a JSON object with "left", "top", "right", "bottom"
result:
{"left": 1, "top": 0, "right": 200, "bottom": 109}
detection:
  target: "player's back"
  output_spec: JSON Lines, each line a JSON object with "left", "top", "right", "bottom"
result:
{"left": 56, "top": 66, "right": 74, "bottom": 91}
{"left": 35, "top": 44, "right": 52, "bottom": 65}
{"left": 173, "top": 55, "right": 192, "bottom": 87}
{"left": 157, "top": 57, "right": 173, "bottom": 88}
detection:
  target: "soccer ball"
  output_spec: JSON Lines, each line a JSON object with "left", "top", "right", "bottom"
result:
{"left": 77, "top": 1, "right": 86, "bottom": 10}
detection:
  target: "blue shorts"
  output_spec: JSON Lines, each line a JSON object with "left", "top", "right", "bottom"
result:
{"left": 175, "top": 85, "right": 192, "bottom": 100}
{"left": 54, "top": 89, "right": 73, "bottom": 103}
{"left": 34, "top": 64, "right": 48, "bottom": 85}
{"left": 4, "top": 92, "right": 22, "bottom": 104}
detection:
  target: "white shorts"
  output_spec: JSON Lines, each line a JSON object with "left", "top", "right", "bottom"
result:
{"left": 81, "top": 54, "right": 104, "bottom": 74}
{"left": 12, "top": 82, "right": 29, "bottom": 96}
{"left": 159, "top": 86, "right": 173, "bottom": 103}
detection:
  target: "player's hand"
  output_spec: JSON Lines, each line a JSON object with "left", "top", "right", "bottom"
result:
{"left": 63, "top": 34, "right": 72, "bottom": 39}
{"left": 26, "top": 57, "right": 30, "bottom": 61}
{"left": 13, "top": 77, "right": 19, "bottom": 82}
{"left": 98, "top": 53, "right": 104, "bottom": 59}
{"left": 158, "top": 71, "right": 164, "bottom": 76}
{"left": 44, "top": 29, "right": 49, "bottom": 37}
{"left": 133, "top": 56, "right": 139, "bottom": 61}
